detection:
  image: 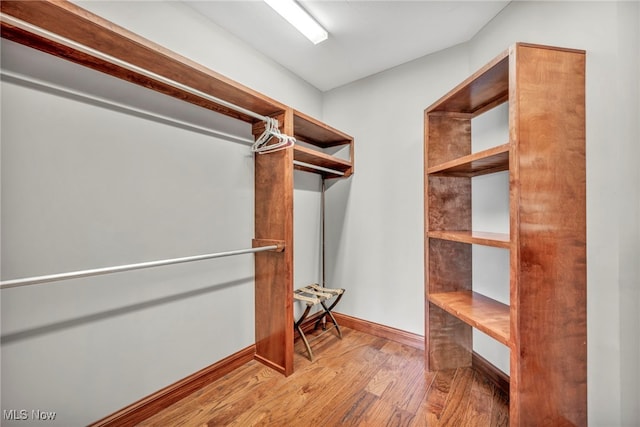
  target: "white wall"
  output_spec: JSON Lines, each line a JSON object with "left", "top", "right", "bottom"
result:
{"left": 323, "top": 1, "right": 639, "bottom": 425}
{"left": 618, "top": 5, "right": 640, "bottom": 425}
{"left": 1, "top": 1, "right": 325, "bottom": 425}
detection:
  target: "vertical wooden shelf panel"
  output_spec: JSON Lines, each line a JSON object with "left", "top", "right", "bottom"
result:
{"left": 253, "top": 110, "right": 295, "bottom": 376}
{"left": 425, "top": 43, "right": 586, "bottom": 426}
{"left": 509, "top": 44, "right": 587, "bottom": 426}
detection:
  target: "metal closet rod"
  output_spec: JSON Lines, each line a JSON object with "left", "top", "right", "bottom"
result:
{"left": 1, "top": 13, "right": 274, "bottom": 124}
{"left": 2, "top": 15, "right": 348, "bottom": 178}
{"left": 293, "top": 160, "right": 345, "bottom": 176}
{"left": 0, "top": 245, "right": 279, "bottom": 290}
{"left": 3, "top": 73, "right": 347, "bottom": 177}
{"left": 1, "top": 70, "right": 255, "bottom": 146}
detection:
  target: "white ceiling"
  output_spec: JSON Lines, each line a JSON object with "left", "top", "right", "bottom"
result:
{"left": 184, "top": 1, "right": 511, "bottom": 92}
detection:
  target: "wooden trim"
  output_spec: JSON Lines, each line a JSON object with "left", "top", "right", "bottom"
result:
{"left": 332, "top": 312, "right": 425, "bottom": 350}
{"left": 89, "top": 345, "right": 255, "bottom": 427}
{"left": 516, "top": 42, "right": 586, "bottom": 55}
{"left": 471, "top": 351, "right": 510, "bottom": 397}
{"left": 253, "top": 354, "right": 288, "bottom": 376}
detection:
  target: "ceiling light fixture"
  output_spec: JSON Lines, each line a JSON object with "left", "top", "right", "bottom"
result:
{"left": 264, "top": 0, "right": 328, "bottom": 45}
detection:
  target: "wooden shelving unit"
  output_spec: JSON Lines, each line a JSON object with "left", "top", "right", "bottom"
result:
{"left": 1, "top": 0, "right": 353, "bottom": 378}
{"left": 424, "top": 43, "right": 586, "bottom": 425}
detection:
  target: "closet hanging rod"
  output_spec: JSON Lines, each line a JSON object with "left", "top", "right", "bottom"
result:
{"left": 0, "top": 70, "right": 256, "bottom": 146}
{"left": 3, "top": 72, "right": 345, "bottom": 177}
{"left": 0, "top": 13, "right": 281, "bottom": 126}
{"left": 2, "top": 74, "right": 344, "bottom": 179}
{"left": 293, "top": 160, "right": 345, "bottom": 177}
{"left": 0, "top": 245, "right": 281, "bottom": 290}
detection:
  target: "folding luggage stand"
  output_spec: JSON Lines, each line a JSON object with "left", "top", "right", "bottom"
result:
{"left": 294, "top": 284, "right": 344, "bottom": 361}
{"left": 293, "top": 178, "right": 345, "bottom": 361}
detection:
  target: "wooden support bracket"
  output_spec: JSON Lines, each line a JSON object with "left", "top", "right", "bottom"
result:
{"left": 252, "top": 239, "right": 285, "bottom": 252}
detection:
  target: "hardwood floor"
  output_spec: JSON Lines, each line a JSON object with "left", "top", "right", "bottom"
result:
{"left": 139, "top": 327, "right": 508, "bottom": 426}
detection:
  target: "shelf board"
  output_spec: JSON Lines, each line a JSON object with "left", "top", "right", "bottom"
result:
{"left": 293, "top": 110, "right": 353, "bottom": 148}
{"left": 293, "top": 145, "right": 352, "bottom": 178}
{"left": 425, "top": 51, "right": 509, "bottom": 116}
{"left": 427, "top": 143, "right": 509, "bottom": 177}
{"left": 0, "top": 1, "right": 287, "bottom": 123}
{"left": 428, "top": 230, "right": 510, "bottom": 248}
{"left": 429, "top": 291, "right": 510, "bottom": 346}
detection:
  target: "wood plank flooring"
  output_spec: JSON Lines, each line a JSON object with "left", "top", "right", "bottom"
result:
{"left": 139, "top": 327, "right": 508, "bottom": 426}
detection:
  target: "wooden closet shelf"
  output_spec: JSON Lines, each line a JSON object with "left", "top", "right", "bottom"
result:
{"left": 429, "top": 291, "right": 510, "bottom": 346}
{"left": 428, "top": 230, "right": 510, "bottom": 248}
{"left": 294, "top": 145, "right": 352, "bottom": 178}
{"left": 426, "top": 54, "right": 509, "bottom": 116}
{"left": 293, "top": 110, "right": 353, "bottom": 148}
{"left": 427, "top": 143, "right": 509, "bottom": 177}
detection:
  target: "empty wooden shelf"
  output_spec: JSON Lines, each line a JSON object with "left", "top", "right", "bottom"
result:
{"left": 427, "top": 143, "right": 509, "bottom": 177}
{"left": 427, "top": 230, "right": 510, "bottom": 248}
{"left": 428, "top": 291, "right": 510, "bottom": 346}
{"left": 293, "top": 145, "right": 352, "bottom": 178}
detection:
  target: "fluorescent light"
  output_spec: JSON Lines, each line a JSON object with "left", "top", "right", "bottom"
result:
{"left": 264, "top": 0, "right": 328, "bottom": 45}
